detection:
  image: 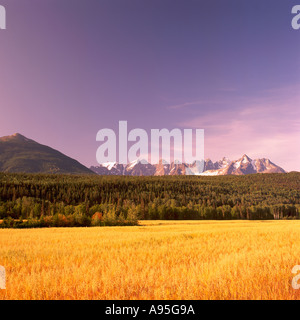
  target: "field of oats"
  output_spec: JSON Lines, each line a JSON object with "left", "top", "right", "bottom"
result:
{"left": 0, "top": 220, "right": 300, "bottom": 300}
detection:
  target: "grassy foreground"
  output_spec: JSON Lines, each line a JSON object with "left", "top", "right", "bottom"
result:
{"left": 0, "top": 220, "right": 300, "bottom": 300}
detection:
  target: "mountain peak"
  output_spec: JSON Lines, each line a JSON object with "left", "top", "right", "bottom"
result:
{"left": 12, "top": 133, "right": 29, "bottom": 140}
{"left": 241, "top": 154, "right": 252, "bottom": 162}
{"left": 0, "top": 133, "right": 28, "bottom": 142}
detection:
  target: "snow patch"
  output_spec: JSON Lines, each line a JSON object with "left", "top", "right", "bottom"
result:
{"left": 127, "top": 159, "right": 140, "bottom": 169}
{"left": 234, "top": 161, "right": 241, "bottom": 169}
{"left": 102, "top": 162, "right": 117, "bottom": 170}
{"left": 242, "top": 157, "right": 249, "bottom": 164}
{"left": 251, "top": 160, "right": 257, "bottom": 171}
{"left": 196, "top": 170, "right": 221, "bottom": 176}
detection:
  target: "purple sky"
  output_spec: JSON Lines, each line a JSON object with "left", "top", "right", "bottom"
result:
{"left": 0, "top": 0, "right": 299, "bottom": 171}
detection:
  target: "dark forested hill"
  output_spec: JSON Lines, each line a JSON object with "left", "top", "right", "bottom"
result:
{"left": 0, "top": 133, "right": 94, "bottom": 174}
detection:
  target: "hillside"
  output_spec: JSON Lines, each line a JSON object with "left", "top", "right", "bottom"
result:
{"left": 0, "top": 133, "right": 94, "bottom": 174}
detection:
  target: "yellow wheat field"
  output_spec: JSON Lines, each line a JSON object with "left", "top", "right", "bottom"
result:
{"left": 1, "top": 220, "right": 300, "bottom": 300}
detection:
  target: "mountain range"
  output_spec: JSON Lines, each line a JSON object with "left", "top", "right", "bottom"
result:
{"left": 90, "top": 154, "right": 286, "bottom": 176}
{"left": 0, "top": 133, "right": 94, "bottom": 174}
{"left": 0, "top": 133, "right": 286, "bottom": 176}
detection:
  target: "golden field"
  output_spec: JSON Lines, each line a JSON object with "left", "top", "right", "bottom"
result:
{"left": 0, "top": 220, "right": 300, "bottom": 300}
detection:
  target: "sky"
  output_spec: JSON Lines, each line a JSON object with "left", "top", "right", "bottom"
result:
{"left": 0, "top": 0, "right": 299, "bottom": 171}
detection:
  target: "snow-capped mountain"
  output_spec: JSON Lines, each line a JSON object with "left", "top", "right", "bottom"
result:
{"left": 197, "top": 154, "right": 285, "bottom": 176}
{"left": 125, "top": 159, "right": 156, "bottom": 176}
{"left": 90, "top": 162, "right": 125, "bottom": 175}
{"left": 90, "top": 155, "right": 285, "bottom": 176}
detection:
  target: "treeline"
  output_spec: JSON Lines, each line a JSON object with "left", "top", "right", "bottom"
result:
{"left": 0, "top": 172, "right": 299, "bottom": 227}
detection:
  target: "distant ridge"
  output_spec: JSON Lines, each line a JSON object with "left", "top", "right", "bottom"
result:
{"left": 198, "top": 154, "right": 286, "bottom": 176}
{"left": 90, "top": 154, "right": 286, "bottom": 176}
{"left": 0, "top": 133, "right": 94, "bottom": 174}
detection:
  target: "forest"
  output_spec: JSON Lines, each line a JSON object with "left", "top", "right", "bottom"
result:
{"left": 0, "top": 172, "right": 299, "bottom": 228}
